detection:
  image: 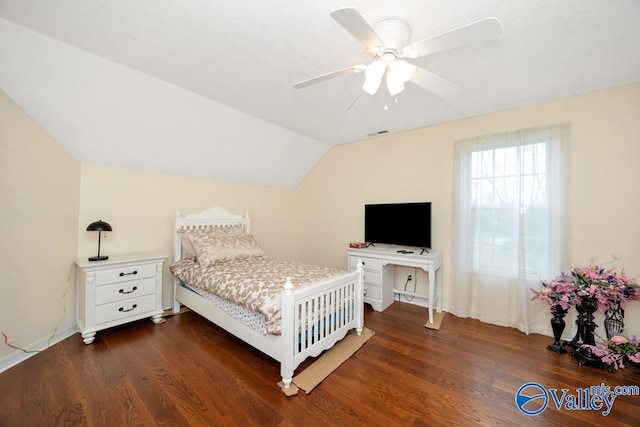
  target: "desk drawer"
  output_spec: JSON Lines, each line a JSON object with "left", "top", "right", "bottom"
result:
{"left": 348, "top": 255, "right": 382, "bottom": 271}
{"left": 95, "top": 294, "right": 156, "bottom": 325}
{"left": 364, "top": 284, "right": 380, "bottom": 300}
{"left": 362, "top": 270, "right": 381, "bottom": 286}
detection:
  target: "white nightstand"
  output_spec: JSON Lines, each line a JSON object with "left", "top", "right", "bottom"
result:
{"left": 75, "top": 253, "right": 167, "bottom": 344}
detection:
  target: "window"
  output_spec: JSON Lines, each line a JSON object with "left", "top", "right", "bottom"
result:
{"left": 454, "top": 124, "right": 569, "bottom": 279}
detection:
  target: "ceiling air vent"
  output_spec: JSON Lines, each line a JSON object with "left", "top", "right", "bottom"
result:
{"left": 367, "top": 130, "right": 388, "bottom": 137}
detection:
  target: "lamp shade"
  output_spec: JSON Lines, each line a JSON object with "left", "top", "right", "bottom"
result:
{"left": 385, "top": 60, "right": 417, "bottom": 96}
{"left": 86, "top": 220, "right": 112, "bottom": 261}
{"left": 386, "top": 74, "right": 405, "bottom": 96}
{"left": 362, "top": 60, "right": 386, "bottom": 95}
{"left": 86, "top": 220, "right": 112, "bottom": 232}
{"left": 388, "top": 60, "right": 416, "bottom": 83}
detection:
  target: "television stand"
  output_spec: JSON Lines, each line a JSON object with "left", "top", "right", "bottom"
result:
{"left": 347, "top": 246, "right": 443, "bottom": 324}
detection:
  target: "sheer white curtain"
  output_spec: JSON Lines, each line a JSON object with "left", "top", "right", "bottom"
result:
{"left": 451, "top": 123, "right": 570, "bottom": 334}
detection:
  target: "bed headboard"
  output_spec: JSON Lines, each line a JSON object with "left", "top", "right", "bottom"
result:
{"left": 173, "top": 206, "right": 250, "bottom": 263}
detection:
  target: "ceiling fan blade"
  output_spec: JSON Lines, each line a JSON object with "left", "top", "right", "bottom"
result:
{"left": 402, "top": 17, "right": 502, "bottom": 58}
{"left": 330, "top": 8, "right": 384, "bottom": 50}
{"left": 411, "top": 67, "right": 462, "bottom": 101}
{"left": 293, "top": 65, "right": 366, "bottom": 89}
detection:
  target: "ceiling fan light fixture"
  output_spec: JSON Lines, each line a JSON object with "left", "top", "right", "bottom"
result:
{"left": 388, "top": 60, "right": 417, "bottom": 83}
{"left": 386, "top": 74, "right": 405, "bottom": 96}
{"left": 362, "top": 60, "right": 386, "bottom": 95}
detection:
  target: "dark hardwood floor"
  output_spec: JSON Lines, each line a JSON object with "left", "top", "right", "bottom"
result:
{"left": 1, "top": 302, "right": 640, "bottom": 426}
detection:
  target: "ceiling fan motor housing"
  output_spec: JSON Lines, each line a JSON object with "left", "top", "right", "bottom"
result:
{"left": 371, "top": 18, "right": 411, "bottom": 55}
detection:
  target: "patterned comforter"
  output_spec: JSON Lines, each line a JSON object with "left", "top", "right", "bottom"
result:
{"left": 170, "top": 256, "right": 347, "bottom": 335}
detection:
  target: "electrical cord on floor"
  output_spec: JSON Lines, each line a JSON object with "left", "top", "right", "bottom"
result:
{"left": 1, "top": 262, "right": 74, "bottom": 354}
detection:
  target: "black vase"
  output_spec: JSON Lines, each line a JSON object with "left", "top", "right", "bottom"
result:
{"left": 604, "top": 304, "right": 625, "bottom": 339}
{"left": 571, "top": 296, "right": 612, "bottom": 368}
{"left": 548, "top": 305, "right": 567, "bottom": 353}
{"left": 580, "top": 297, "right": 599, "bottom": 346}
{"left": 566, "top": 296, "right": 599, "bottom": 350}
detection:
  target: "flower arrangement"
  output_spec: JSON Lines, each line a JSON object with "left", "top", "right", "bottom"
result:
{"left": 580, "top": 334, "right": 640, "bottom": 370}
{"left": 531, "top": 273, "right": 579, "bottom": 310}
{"left": 531, "top": 264, "right": 639, "bottom": 311}
{"left": 571, "top": 265, "right": 640, "bottom": 310}
{"left": 532, "top": 261, "right": 640, "bottom": 363}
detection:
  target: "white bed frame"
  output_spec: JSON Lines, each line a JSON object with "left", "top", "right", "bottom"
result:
{"left": 172, "top": 207, "right": 364, "bottom": 389}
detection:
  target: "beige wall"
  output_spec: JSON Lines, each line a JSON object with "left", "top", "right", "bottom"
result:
{"left": 0, "top": 90, "right": 80, "bottom": 361}
{"left": 78, "top": 164, "right": 299, "bottom": 305}
{"left": 296, "top": 83, "right": 640, "bottom": 333}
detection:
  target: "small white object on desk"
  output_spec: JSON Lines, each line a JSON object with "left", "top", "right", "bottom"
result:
{"left": 75, "top": 253, "right": 166, "bottom": 344}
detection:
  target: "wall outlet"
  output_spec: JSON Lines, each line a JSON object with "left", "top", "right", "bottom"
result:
{"left": 407, "top": 275, "right": 413, "bottom": 281}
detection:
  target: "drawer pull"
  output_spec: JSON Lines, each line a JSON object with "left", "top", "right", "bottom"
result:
{"left": 118, "top": 304, "right": 138, "bottom": 313}
{"left": 119, "top": 270, "right": 138, "bottom": 277}
{"left": 118, "top": 286, "right": 138, "bottom": 294}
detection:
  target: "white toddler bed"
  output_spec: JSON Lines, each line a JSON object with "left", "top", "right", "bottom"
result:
{"left": 171, "top": 207, "right": 364, "bottom": 389}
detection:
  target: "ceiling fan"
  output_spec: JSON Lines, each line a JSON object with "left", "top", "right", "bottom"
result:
{"left": 293, "top": 8, "right": 502, "bottom": 101}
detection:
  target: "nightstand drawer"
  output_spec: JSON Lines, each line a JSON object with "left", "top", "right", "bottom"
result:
{"left": 95, "top": 277, "right": 156, "bottom": 305}
{"left": 95, "top": 263, "right": 156, "bottom": 285}
{"left": 95, "top": 294, "right": 156, "bottom": 325}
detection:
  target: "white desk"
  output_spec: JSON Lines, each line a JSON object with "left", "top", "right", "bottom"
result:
{"left": 347, "top": 247, "right": 443, "bottom": 324}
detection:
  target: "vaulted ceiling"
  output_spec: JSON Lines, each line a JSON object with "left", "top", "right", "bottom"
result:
{"left": 1, "top": 1, "right": 639, "bottom": 188}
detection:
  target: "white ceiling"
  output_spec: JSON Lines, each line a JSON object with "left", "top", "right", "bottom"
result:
{"left": 1, "top": 0, "right": 639, "bottom": 187}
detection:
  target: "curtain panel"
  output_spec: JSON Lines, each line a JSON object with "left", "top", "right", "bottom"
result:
{"left": 451, "top": 123, "right": 570, "bottom": 334}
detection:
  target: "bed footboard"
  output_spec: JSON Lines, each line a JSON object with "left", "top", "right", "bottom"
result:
{"left": 279, "top": 261, "right": 364, "bottom": 388}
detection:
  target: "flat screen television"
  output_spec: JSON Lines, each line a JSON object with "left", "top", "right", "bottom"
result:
{"left": 364, "top": 202, "right": 431, "bottom": 249}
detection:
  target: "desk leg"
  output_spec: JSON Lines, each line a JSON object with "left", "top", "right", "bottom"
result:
{"left": 436, "top": 266, "right": 443, "bottom": 312}
{"left": 427, "top": 267, "right": 435, "bottom": 324}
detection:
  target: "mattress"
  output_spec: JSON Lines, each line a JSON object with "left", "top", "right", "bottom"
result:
{"left": 170, "top": 256, "right": 347, "bottom": 335}
{"left": 180, "top": 282, "right": 270, "bottom": 335}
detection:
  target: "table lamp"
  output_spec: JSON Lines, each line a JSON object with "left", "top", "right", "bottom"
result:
{"left": 86, "top": 220, "right": 112, "bottom": 261}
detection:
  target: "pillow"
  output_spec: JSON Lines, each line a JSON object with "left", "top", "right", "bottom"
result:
{"left": 177, "top": 224, "right": 244, "bottom": 260}
{"left": 190, "top": 234, "right": 265, "bottom": 267}
{"left": 177, "top": 229, "right": 198, "bottom": 260}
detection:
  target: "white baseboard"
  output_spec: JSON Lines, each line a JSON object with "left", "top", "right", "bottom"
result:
{"left": 0, "top": 323, "right": 78, "bottom": 374}
{"left": 443, "top": 303, "right": 567, "bottom": 339}
{"left": 2, "top": 303, "right": 176, "bottom": 374}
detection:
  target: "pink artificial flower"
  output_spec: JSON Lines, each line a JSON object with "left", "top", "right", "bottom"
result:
{"left": 542, "top": 288, "right": 552, "bottom": 295}
{"left": 582, "top": 344, "right": 610, "bottom": 358}
{"left": 611, "top": 335, "right": 628, "bottom": 345}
